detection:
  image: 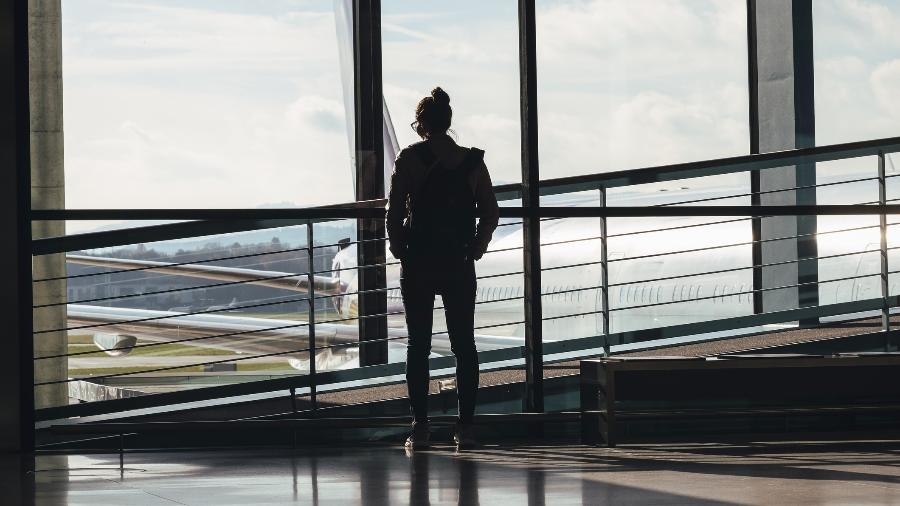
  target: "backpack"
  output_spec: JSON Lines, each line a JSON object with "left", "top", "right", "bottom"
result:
{"left": 406, "top": 142, "right": 484, "bottom": 262}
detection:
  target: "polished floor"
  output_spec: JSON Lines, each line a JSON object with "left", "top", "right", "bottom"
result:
{"left": 7, "top": 439, "right": 900, "bottom": 505}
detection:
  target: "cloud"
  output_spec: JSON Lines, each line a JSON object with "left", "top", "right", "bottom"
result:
{"left": 814, "top": 1, "right": 900, "bottom": 144}
{"left": 63, "top": 1, "right": 355, "bottom": 213}
{"left": 286, "top": 96, "right": 345, "bottom": 132}
{"left": 830, "top": 0, "right": 900, "bottom": 46}
{"left": 536, "top": 0, "right": 746, "bottom": 88}
{"left": 64, "top": 0, "right": 757, "bottom": 213}
{"left": 871, "top": 59, "right": 900, "bottom": 118}
{"left": 533, "top": 0, "right": 748, "bottom": 176}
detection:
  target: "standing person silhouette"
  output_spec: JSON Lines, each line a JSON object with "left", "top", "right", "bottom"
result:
{"left": 386, "top": 87, "right": 499, "bottom": 450}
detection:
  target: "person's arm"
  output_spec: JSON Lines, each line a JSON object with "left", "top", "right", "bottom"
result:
{"left": 472, "top": 160, "right": 499, "bottom": 260}
{"left": 386, "top": 152, "right": 411, "bottom": 260}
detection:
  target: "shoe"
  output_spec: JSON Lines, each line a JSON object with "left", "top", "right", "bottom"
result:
{"left": 453, "top": 423, "right": 476, "bottom": 449}
{"left": 405, "top": 421, "right": 431, "bottom": 450}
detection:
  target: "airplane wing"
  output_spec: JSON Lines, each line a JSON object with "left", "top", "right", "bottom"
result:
{"left": 67, "top": 254, "right": 343, "bottom": 295}
{"left": 66, "top": 305, "right": 524, "bottom": 371}
{"left": 68, "top": 304, "right": 398, "bottom": 372}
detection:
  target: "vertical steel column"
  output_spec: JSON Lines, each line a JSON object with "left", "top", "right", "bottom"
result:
{"left": 518, "top": 0, "right": 543, "bottom": 412}
{"left": 878, "top": 152, "right": 891, "bottom": 340}
{"left": 599, "top": 187, "right": 610, "bottom": 350}
{"left": 792, "top": 1, "right": 819, "bottom": 326}
{"left": 353, "top": 0, "right": 388, "bottom": 365}
{"left": 17, "top": 0, "right": 34, "bottom": 456}
{"left": 306, "top": 221, "right": 318, "bottom": 411}
{"left": 747, "top": 0, "right": 763, "bottom": 316}
{"left": 0, "top": 0, "right": 34, "bottom": 454}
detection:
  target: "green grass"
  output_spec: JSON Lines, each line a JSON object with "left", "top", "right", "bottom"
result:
{"left": 68, "top": 333, "right": 287, "bottom": 375}
{"left": 244, "top": 310, "right": 342, "bottom": 321}
{"left": 70, "top": 365, "right": 205, "bottom": 376}
{"left": 70, "top": 361, "right": 295, "bottom": 376}
{"left": 68, "top": 334, "right": 94, "bottom": 345}
{"left": 244, "top": 312, "right": 307, "bottom": 321}
{"left": 236, "top": 362, "right": 296, "bottom": 372}
{"left": 68, "top": 337, "right": 239, "bottom": 357}
{"left": 128, "top": 343, "right": 237, "bottom": 357}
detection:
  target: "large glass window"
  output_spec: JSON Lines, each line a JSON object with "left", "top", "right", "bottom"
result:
{"left": 536, "top": 0, "right": 749, "bottom": 179}
{"left": 815, "top": 0, "right": 900, "bottom": 145}
{"left": 381, "top": 0, "right": 521, "bottom": 185}
{"left": 61, "top": 1, "right": 355, "bottom": 212}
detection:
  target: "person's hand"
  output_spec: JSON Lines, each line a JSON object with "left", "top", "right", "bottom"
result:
{"left": 466, "top": 244, "right": 483, "bottom": 262}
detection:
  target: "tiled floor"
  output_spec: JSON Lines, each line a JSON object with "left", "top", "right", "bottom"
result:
{"left": 8, "top": 439, "right": 900, "bottom": 505}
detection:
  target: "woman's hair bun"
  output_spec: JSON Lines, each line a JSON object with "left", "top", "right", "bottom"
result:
{"left": 414, "top": 86, "right": 452, "bottom": 138}
{"left": 430, "top": 87, "right": 450, "bottom": 106}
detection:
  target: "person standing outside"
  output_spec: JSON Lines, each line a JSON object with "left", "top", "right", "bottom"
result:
{"left": 386, "top": 87, "right": 499, "bottom": 449}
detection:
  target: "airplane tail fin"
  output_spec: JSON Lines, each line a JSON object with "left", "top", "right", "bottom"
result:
{"left": 334, "top": 0, "right": 401, "bottom": 197}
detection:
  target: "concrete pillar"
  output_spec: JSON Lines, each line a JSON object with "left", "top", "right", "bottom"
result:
{"left": 0, "top": 0, "right": 34, "bottom": 453}
{"left": 29, "top": 0, "right": 67, "bottom": 408}
{"left": 748, "top": 0, "right": 818, "bottom": 320}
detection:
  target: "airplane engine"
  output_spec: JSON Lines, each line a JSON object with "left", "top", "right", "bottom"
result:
{"left": 288, "top": 346, "right": 359, "bottom": 372}
{"left": 92, "top": 332, "right": 138, "bottom": 357}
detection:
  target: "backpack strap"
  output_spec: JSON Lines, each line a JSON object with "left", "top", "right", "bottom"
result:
{"left": 462, "top": 148, "right": 485, "bottom": 177}
{"left": 456, "top": 148, "right": 485, "bottom": 194}
{"left": 410, "top": 143, "right": 443, "bottom": 206}
{"left": 411, "top": 142, "right": 440, "bottom": 179}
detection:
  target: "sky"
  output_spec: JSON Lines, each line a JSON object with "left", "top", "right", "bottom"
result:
{"left": 58, "top": 0, "right": 900, "bottom": 216}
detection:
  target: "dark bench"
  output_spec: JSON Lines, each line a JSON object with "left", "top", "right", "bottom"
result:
{"left": 580, "top": 353, "right": 900, "bottom": 446}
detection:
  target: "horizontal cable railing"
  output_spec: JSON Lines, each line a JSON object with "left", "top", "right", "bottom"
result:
{"left": 29, "top": 136, "right": 900, "bottom": 423}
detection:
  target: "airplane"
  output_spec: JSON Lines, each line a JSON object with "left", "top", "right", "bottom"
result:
{"left": 60, "top": 196, "right": 891, "bottom": 374}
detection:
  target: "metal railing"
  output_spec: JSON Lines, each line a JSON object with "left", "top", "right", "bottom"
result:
{"left": 30, "top": 135, "right": 900, "bottom": 423}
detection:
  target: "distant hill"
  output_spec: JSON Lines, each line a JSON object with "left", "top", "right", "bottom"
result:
{"left": 73, "top": 204, "right": 358, "bottom": 255}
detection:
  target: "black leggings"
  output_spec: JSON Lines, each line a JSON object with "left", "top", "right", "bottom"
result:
{"left": 401, "top": 257, "right": 479, "bottom": 424}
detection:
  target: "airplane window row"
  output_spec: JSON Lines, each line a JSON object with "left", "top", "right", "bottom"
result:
{"left": 541, "top": 285, "right": 586, "bottom": 303}
{"left": 475, "top": 285, "right": 589, "bottom": 302}
{"left": 389, "top": 282, "right": 757, "bottom": 307}
{"left": 389, "top": 285, "right": 602, "bottom": 303}
{"left": 617, "top": 282, "right": 753, "bottom": 307}
{"left": 477, "top": 286, "right": 523, "bottom": 301}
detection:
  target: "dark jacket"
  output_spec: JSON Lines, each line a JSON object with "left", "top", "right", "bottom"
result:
{"left": 386, "top": 135, "right": 500, "bottom": 260}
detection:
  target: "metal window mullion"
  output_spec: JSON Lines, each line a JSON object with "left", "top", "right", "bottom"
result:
{"left": 519, "top": 0, "right": 543, "bottom": 413}
{"left": 599, "top": 187, "right": 611, "bottom": 352}
{"left": 6, "top": 0, "right": 35, "bottom": 454}
{"left": 879, "top": 152, "right": 891, "bottom": 340}
{"left": 307, "top": 221, "right": 318, "bottom": 412}
{"left": 747, "top": 0, "right": 763, "bottom": 317}
{"left": 353, "top": 0, "right": 388, "bottom": 366}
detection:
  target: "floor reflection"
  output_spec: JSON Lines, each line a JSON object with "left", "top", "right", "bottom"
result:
{"left": 12, "top": 440, "right": 900, "bottom": 505}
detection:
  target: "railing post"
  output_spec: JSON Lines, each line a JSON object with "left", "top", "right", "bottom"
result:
{"left": 878, "top": 152, "right": 891, "bottom": 342}
{"left": 599, "top": 187, "right": 611, "bottom": 349}
{"left": 306, "top": 221, "right": 318, "bottom": 412}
